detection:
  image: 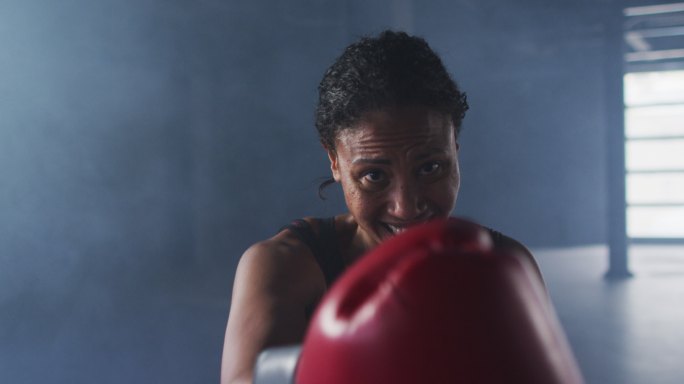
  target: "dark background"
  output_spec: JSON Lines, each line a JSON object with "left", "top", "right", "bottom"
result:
{"left": 0, "top": 0, "right": 637, "bottom": 382}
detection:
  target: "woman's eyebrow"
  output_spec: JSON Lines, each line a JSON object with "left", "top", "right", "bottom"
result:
{"left": 352, "top": 158, "right": 392, "bottom": 165}
{"left": 414, "top": 148, "right": 448, "bottom": 160}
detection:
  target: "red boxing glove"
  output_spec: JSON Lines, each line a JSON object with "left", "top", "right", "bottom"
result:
{"left": 296, "top": 218, "right": 584, "bottom": 384}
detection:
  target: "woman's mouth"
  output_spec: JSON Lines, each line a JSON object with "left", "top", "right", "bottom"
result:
{"left": 385, "top": 223, "right": 408, "bottom": 235}
{"left": 381, "top": 221, "right": 426, "bottom": 236}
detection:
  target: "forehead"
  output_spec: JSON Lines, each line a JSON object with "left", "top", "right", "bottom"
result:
{"left": 334, "top": 107, "right": 455, "bottom": 155}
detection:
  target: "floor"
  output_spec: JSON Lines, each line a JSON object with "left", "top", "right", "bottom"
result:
{"left": 2, "top": 245, "right": 682, "bottom": 383}
{"left": 534, "top": 245, "right": 684, "bottom": 384}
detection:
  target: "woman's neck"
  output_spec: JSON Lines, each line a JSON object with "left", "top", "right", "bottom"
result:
{"left": 335, "top": 214, "right": 377, "bottom": 266}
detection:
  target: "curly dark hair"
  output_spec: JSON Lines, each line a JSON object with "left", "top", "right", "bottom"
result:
{"left": 315, "top": 30, "right": 469, "bottom": 151}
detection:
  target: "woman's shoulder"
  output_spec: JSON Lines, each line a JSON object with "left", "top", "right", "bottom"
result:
{"left": 483, "top": 227, "right": 532, "bottom": 257}
{"left": 237, "top": 220, "right": 327, "bottom": 298}
{"left": 481, "top": 226, "right": 546, "bottom": 286}
{"left": 222, "top": 221, "right": 328, "bottom": 383}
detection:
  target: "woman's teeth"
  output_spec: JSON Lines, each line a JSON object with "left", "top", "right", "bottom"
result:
{"left": 386, "top": 224, "right": 408, "bottom": 234}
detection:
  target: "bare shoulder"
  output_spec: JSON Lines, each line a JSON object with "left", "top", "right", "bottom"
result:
{"left": 236, "top": 228, "right": 326, "bottom": 299}
{"left": 221, "top": 226, "right": 326, "bottom": 384}
{"left": 486, "top": 228, "right": 546, "bottom": 288}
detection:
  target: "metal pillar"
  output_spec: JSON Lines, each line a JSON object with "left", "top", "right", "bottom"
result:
{"left": 604, "top": 2, "right": 633, "bottom": 279}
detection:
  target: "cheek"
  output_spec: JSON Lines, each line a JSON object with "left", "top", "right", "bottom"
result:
{"left": 340, "top": 180, "right": 384, "bottom": 219}
{"left": 451, "top": 168, "right": 461, "bottom": 197}
{"left": 339, "top": 178, "right": 364, "bottom": 210}
{"left": 431, "top": 183, "right": 457, "bottom": 208}
{"left": 450, "top": 158, "right": 461, "bottom": 196}
{"left": 431, "top": 167, "right": 460, "bottom": 212}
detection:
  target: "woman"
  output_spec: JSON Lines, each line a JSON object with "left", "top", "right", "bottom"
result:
{"left": 220, "top": 30, "right": 542, "bottom": 384}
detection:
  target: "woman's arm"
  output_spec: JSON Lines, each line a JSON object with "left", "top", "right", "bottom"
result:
{"left": 220, "top": 236, "right": 325, "bottom": 384}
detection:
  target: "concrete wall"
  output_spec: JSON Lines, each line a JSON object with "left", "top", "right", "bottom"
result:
{"left": 0, "top": 0, "right": 620, "bottom": 383}
{"left": 415, "top": 0, "right": 614, "bottom": 247}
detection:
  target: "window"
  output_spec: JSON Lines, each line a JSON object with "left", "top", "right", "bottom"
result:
{"left": 624, "top": 3, "right": 684, "bottom": 240}
{"left": 624, "top": 70, "right": 684, "bottom": 238}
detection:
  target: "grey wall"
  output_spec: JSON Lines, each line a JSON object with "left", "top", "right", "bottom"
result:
{"left": 415, "top": 0, "right": 613, "bottom": 247}
{"left": 0, "top": 0, "right": 621, "bottom": 383}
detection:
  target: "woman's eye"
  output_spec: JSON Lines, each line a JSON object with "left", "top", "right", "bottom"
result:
{"left": 419, "top": 162, "right": 441, "bottom": 176}
{"left": 363, "top": 170, "right": 386, "bottom": 183}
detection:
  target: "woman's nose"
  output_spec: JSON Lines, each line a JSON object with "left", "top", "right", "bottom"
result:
{"left": 387, "top": 182, "right": 427, "bottom": 221}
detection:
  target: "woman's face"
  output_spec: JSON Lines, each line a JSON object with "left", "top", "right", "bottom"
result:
{"left": 328, "top": 106, "right": 460, "bottom": 248}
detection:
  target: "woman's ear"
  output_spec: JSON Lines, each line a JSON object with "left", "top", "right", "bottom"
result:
{"left": 326, "top": 147, "right": 341, "bottom": 182}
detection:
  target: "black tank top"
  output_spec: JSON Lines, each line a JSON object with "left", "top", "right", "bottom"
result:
{"left": 279, "top": 217, "right": 346, "bottom": 287}
{"left": 280, "top": 217, "right": 527, "bottom": 288}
